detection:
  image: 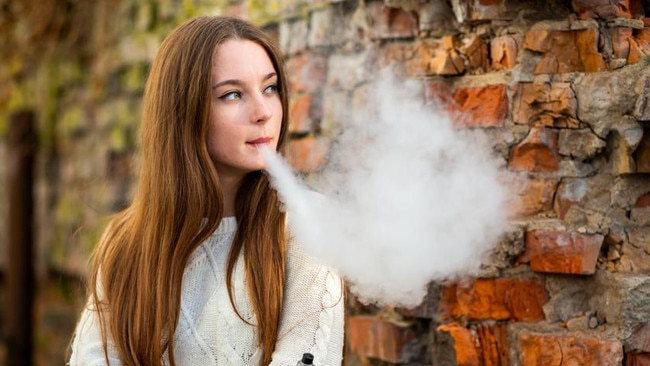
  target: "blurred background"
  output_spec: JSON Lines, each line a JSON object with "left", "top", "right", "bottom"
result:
{"left": 2, "top": 0, "right": 650, "bottom": 365}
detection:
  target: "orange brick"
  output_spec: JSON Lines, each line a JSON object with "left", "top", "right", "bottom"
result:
{"left": 285, "top": 135, "right": 330, "bottom": 173}
{"left": 437, "top": 322, "right": 508, "bottom": 366}
{"left": 441, "top": 278, "right": 547, "bottom": 321}
{"left": 437, "top": 322, "right": 480, "bottom": 366}
{"left": 508, "top": 127, "right": 560, "bottom": 172}
{"left": 571, "top": 0, "right": 633, "bottom": 19}
{"left": 520, "top": 333, "right": 623, "bottom": 365}
{"left": 634, "top": 130, "right": 650, "bottom": 173}
{"left": 512, "top": 82, "right": 578, "bottom": 127}
{"left": 506, "top": 177, "right": 558, "bottom": 218}
{"left": 524, "top": 29, "right": 606, "bottom": 73}
{"left": 285, "top": 55, "right": 327, "bottom": 94}
{"left": 491, "top": 35, "right": 519, "bottom": 70}
{"left": 288, "top": 93, "right": 314, "bottom": 134}
{"left": 521, "top": 230, "right": 604, "bottom": 275}
{"left": 450, "top": 84, "right": 507, "bottom": 127}
{"left": 347, "top": 315, "right": 417, "bottom": 363}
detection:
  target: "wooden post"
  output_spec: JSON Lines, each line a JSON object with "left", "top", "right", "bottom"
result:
{"left": 6, "top": 109, "right": 36, "bottom": 366}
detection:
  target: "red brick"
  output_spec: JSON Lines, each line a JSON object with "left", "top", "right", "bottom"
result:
{"left": 512, "top": 82, "right": 578, "bottom": 128}
{"left": 450, "top": 84, "right": 508, "bottom": 127}
{"left": 554, "top": 179, "right": 588, "bottom": 219}
{"left": 285, "top": 135, "right": 330, "bottom": 173}
{"left": 634, "top": 129, "right": 650, "bottom": 173}
{"left": 636, "top": 193, "right": 650, "bottom": 208}
{"left": 347, "top": 315, "right": 417, "bottom": 363}
{"left": 491, "top": 35, "right": 519, "bottom": 70}
{"left": 427, "top": 49, "right": 465, "bottom": 75}
{"left": 571, "top": 0, "right": 633, "bottom": 19}
{"left": 441, "top": 278, "right": 547, "bottom": 321}
{"left": 508, "top": 127, "right": 560, "bottom": 172}
{"left": 521, "top": 230, "right": 605, "bottom": 275}
{"left": 610, "top": 27, "right": 634, "bottom": 59}
{"left": 437, "top": 322, "right": 480, "bottom": 366}
{"left": 507, "top": 178, "right": 558, "bottom": 217}
{"left": 524, "top": 29, "right": 606, "bottom": 73}
{"left": 437, "top": 323, "right": 509, "bottom": 366}
{"left": 285, "top": 55, "right": 327, "bottom": 94}
{"left": 460, "top": 36, "right": 488, "bottom": 73}
{"left": 288, "top": 93, "right": 314, "bottom": 134}
{"left": 367, "top": 3, "right": 418, "bottom": 39}
{"left": 424, "top": 80, "right": 454, "bottom": 106}
{"left": 629, "top": 323, "right": 650, "bottom": 353}
{"left": 520, "top": 333, "right": 623, "bottom": 365}
{"left": 627, "top": 353, "right": 650, "bottom": 366}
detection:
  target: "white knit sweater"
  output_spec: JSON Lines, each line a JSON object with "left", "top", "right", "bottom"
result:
{"left": 69, "top": 217, "right": 345, "bottom": 365}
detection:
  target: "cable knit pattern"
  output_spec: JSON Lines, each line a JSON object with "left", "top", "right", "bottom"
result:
{"left": 69, "top": 217, "right": 345, "bottom": 366}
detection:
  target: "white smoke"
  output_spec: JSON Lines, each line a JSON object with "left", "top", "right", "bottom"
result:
{"left": 261, "top": 70, "right": 508, "bottom": 307}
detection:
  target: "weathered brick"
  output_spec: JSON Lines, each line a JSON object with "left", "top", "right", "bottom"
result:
{"left": 288, "top": 93, "right": 316, "bottom": 134}
{"left": 629, "top": 323, "right": 650, "bottom": 353}
{"left": 519, "top": 333, "right": 623, "bottom": 365}
{"left": 427, "top": 48, "right": 465, "bottom": 75}
{"left": 437, "top": 322, "right": 480, "bottom": 366}
{"left": 512, "top": 82, "right": 578, "bottom": 128}
{"left": 521, "top": 230, "right": 605, "bottom": 275}
{"left": 347, "top": 315, "right": 418, "bottom": 363}
{"left": 424, "top": 80, "right": 454, "bottom": 106}
{"left": 554, "top": 178, "right": 589, "bottom": 219}
{"left": 285, "top": 55, "right": 327, "bottom": 94}
{"left": 524, "top": 29, "right": 606, "bottom": 73}
{"left": 508, "top": 127, "right": 560, "bottom": 172}
{"left": 558, "top": 128, "right": 606, "bottom": 161}
{"left": 636, "top": 192, "right": 650, "bottom": 208}
{"left": 508, "top": 177, "right": 558, "bottom": 217}
{"left": 491, "top": 35, "right": 519, "bottom": 70}
{"left": 634, "top": 129, "right": 650, "bottom": 172}
{"left": 441, "top": 278, "right": 547, "bottom": 321}
{"left": 367, "top": 3, "right": 418, "bottom": 39}
{"left": 610, "top": 27, "right": 634, "bottom": 59}
{"left": 285, "top": 135, "right": 330, "bottom": 173}
{"left": 626, "top": 353, "right": 650, "bottom": 366}
{"left": 451, "top": 0, "right": 505, "bottom": 24}
{"left": 437, "top": 322, "right": 509, "bottom": 366}
{"left": 450, "top": 84, "right": 507, "bottom": 127}
{"left": 460, "top": 36, "right": 488, "bottom": 73}
{"left": 571, "top": 0, "right": 633, "bottom": 19}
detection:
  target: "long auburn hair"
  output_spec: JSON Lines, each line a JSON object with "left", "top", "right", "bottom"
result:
{"left": 86, "top": 16, "right": 290, "bottom": 365}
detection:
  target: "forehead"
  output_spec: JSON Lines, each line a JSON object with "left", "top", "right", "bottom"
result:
{"left": 211, "top": 39, "right": 276, "bottom": 81}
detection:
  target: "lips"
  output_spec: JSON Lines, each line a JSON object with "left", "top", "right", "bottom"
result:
{"left": 246, "top": 137, "right": 272, "bottom": 145}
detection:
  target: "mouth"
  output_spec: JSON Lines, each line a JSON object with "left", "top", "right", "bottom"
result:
{"left": 246, "top": 136, "right": 273, "bottom": 147}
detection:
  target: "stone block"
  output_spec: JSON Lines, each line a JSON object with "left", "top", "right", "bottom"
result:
{"left": 279, "top": 19, "right": 308, "bottom": 55}
{"left": 626, "top": 353, "right": 650, "bottom": 366}
{"left": 524, "top": 28, "right": 606, "bottom": 73}
{"left": 519, "top": 333, "right": 623, "bottom": 365}
{"left": 634, "top": 129, "right": 650, "bottom": 172}
{"left": 347, "top": 315, "right": 418, "bottom": 363}
{"left": 437, "top": 322, "right": 508, "bottom": 366}
{"left": 512, "top": 82, "right": 579, "bottom": 128}
{"left": 460, "top": 36, "right": 488, "bottom": 73}
{"left": 491, "top": 34, "right": 520, "bottom": 70}
{"left": 521, "top": 230, "right": 604, "bottom": 275}
{"left": 558, "top": 128, "right": 606, "bottom": 161}
{"left": 450, "top": 84, "right": 508, "bottom": 127}
{"left": 506, "top": 177, "right": 558, "bottom": 218}
{"left": 441, "top": 277, "right": 547, "bottom": 321}
{"left": 508, "top": 127, "right": 560, "bottom": 172}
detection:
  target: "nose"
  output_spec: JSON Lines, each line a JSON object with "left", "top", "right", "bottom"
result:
{"left": 250, "top": 92, "right": 273, "bottom": 124}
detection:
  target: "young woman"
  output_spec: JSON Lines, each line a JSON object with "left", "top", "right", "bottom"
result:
{"left": 69, "top": 16, "right": 344, "bottom": 365}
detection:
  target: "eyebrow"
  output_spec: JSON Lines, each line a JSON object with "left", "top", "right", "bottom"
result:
{"left": 212, "top": 72, "right": 277, "bottom": 90}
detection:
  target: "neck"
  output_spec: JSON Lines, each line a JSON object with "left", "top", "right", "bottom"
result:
{"left": 219, "top": 175, "right": 242, "bottom": 217}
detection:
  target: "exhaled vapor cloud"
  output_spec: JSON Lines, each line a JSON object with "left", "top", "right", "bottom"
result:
{"left": 262, "top": 70, "right": 508, "bottom": 307}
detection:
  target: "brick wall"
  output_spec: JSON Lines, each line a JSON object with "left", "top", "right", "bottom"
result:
{"left": 1, "top": 0, "right": 650, "bottom": 365}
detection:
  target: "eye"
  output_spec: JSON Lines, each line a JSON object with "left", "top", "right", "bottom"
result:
{"left": 219, "top": 91, "right": 242, "bottom": 100}
{"left": 264, "top": 84, "right": 278, "bottom": 95}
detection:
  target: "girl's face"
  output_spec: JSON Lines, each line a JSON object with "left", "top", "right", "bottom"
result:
{"left": 207, "top": 39, "right": 283, "bottom": 181}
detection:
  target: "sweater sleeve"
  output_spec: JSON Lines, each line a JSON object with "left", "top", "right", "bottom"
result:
{"left": 68, "top": 301, "right": 122, "bottom": 366}
{"left": 269, "top": 240, "right": 345, "bottom": 366}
